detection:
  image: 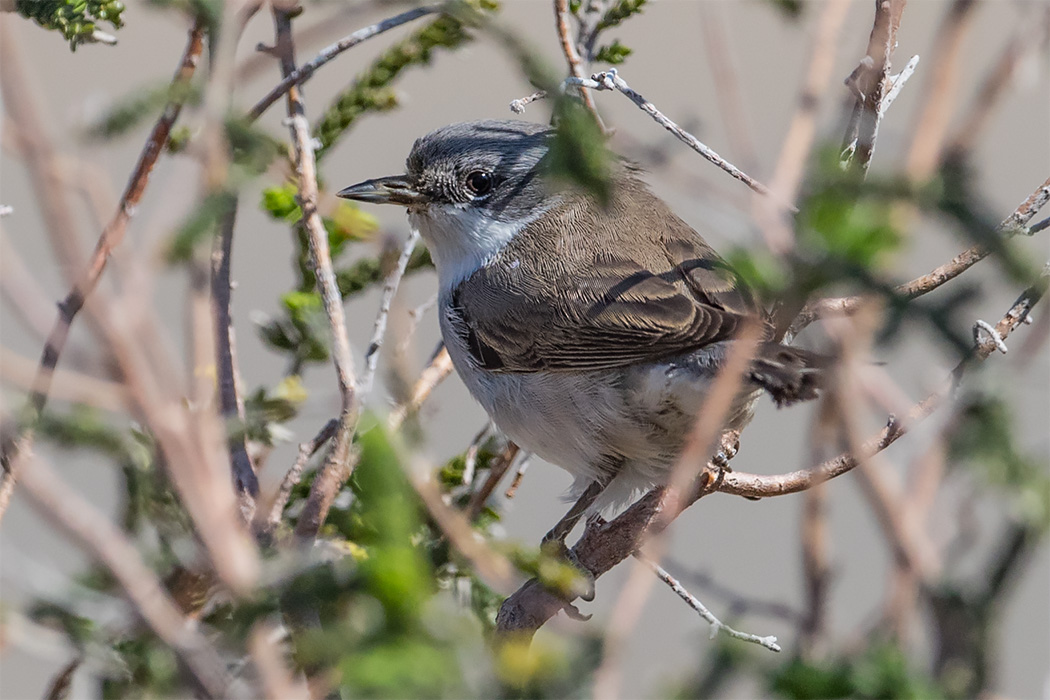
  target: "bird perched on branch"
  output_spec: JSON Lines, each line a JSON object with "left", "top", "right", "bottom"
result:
{"left": 339, "top": 119, "right": 822, "bottom": 597}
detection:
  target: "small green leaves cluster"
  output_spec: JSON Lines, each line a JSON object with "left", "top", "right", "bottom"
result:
{"left": 771, "top": 643, "right": 943, "bottom": 700}
{"left": 595, "top": 0, "right": 646, "bottom": 31}
{"left": 313, "top": 0, "right": 500, "bottom": 160}
{"left": 595, "top": 39, "right": 632, "bottom": 65}
{"left": 546, "top": 98, "right": 614, "bottom": 204}
{"left": 16, "top": 0, "right": 125, "bottom": 50}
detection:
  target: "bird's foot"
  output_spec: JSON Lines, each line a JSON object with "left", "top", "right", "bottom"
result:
{"left": 539, "top": 536, "right": 596, "bottom": 604}
{"left": 713, "top": 430, "right": 741, "bottom": 471}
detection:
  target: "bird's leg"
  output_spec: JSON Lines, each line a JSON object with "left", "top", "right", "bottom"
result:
{"left": 540, "top": 480, "right": 605, "bottom": 602}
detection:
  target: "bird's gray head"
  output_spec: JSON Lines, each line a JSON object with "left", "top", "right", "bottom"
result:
{"left": 338, "top": 119, "right": 552, "bottom": 221}
{"left": 337, "top": 120, "right": 558, "bottom": 288}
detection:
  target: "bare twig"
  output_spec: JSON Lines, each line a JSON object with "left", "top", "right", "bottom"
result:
{"left": 15, "top": 450, "right": 238, "bottom": 699}
{"left": 360, "top": 230, "right": 421, "bottom": 396}
{"left": 565, "top": 69, "right": 774, "bottom": 197}
{"left": 946, "top": 7, "right": 1050, "bottom": 156}
{"left": 268, "top": 4, "right": 360, "bottom": 543}
{"left": 552, "top": 0, "right": 603, "bottom": 129}
{"left": 792, "top": 176, "right": 1050, "bottom": 334}
{"left": 698, "top": 2, "right": 758, "bottom": 172}
{"left": 388, "top": 345, "right": 454, "bottom": 431}
{"left": 840, "top": 0, "right": 909, "bottom": 172}
{"left": 467, "top": 441, "right": 520, "bottom": 519}
{"left": 905, "top": 0, "right": 978, "bottom": 179}
{"left": 496, "top": 259, "right": 1048, "bottom": 639}
{"left": 638, "top": 556, "right": 781, "bottom": 652}
{"left": 504, "top": 454, "right": 532, "bottom": 499}
{"left": 0, "top": 19, "right": 206, "bottom": 522}
{"left": 211, "top": 199, "right": 260, "bottom": 517}
{"left": 248, "top": 621, "right": 309, "bottom": 700}
{"left": 260, "top": 418, "right": 338, "bottom": 539}
{"left": 248, "top": 4, "right": 440, "bottom": 120}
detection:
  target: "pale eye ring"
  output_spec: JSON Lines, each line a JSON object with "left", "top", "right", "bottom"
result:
{"left": 465, "top": 170, "right": 494, "bottom": 196}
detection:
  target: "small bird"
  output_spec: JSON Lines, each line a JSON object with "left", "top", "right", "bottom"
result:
{"left": 339, "top": 120, "right": 820, "bottom": 580}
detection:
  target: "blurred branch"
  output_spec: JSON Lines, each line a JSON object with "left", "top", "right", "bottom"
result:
{"left": 563, "top": 69, "right": 774, "bottom": 197}
{"left": 248, "top": 4, "right": 441, "bottom": 120}
{"left": 905, "top": 0, "right": 978, "bottom": 179}
{"left": 467, "top": 441, "right": 520, "bottom": 519}
{"left": 0, "top": 18, "right": 206, "bottom": 523}
{"left": 15, "top": 450, "right": 239, "bottom": 699}
{"left": 211, "top": 199, "right": 260, "bottom": 518}
{"left": 792, "top": 175, "right": 1050, "bottom": 334}
{"left": 360, "top": 229, "right": 421, "bottom": 396}
{"left": 388, "top": 344, "right": 454, "bottom": 431}
{"left": 270, "top": 3, "right": 360, "bottom": 543}
{"left": 946, "top": 6, "right": 1050, "bottom": 157}
{"left": 552, "top": 0, "right": 603, "bottom": 129}
{"left": 258, "top": 418, "right": 337, "bottom": 540}
{"left": 638, "top": 556, "right": 780, "bottom": 652}
{"left": 496, "top": 255, "right": 1049, "bottom": 639}
{"left": 698, "top": 2, "right": 757, "bottom": 172}
{"left": 840, "top": 0, "right": 908, "bottom": 172}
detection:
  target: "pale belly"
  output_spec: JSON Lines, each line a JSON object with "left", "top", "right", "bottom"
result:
{"left": 440, "top": 308, "right": 759, "bottom": 506}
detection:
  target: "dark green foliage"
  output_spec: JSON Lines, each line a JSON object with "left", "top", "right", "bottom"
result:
{"left": 85, "top": 82, "right": 198, "bottom": 140}
{"left": 596, "top": 0, "right": 646, "bottom": 31}
{"left": 546, "top": 98, "right": 614, "bottom": 204}
{"left": 771, "top": 644, "right": 942, "bottom": 699}
{"left": 166, "top": 190, "right": 236, "bottom": 263}
{"left": 949, "top": 394, "right": 1050, "bottom": 528}
{"left": 241, "top": 377, "right": 307, "bottom": 446}
{"left": 764, "top": 0, "right": 804, "bottom": 19}
{"left": 313, "top": 0, "right": 500, "bottom": 160}
{"left": 595, "top": 39, "right": 633, "bottom": 65}
{"left": 15, "top": 0, "right": 125, "bottom": 50}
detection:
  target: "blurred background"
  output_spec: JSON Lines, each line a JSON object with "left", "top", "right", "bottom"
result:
{"left": 1, "top": 0, "right": 1048, "bottom": 697}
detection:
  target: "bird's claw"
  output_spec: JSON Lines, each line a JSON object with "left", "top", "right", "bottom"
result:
{"left": 540, "top": 537, "right": 596, "bottom": 603}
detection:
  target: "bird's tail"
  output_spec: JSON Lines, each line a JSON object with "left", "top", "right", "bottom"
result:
{"left": 749, "top": 343, "right": 827, "bottom": 407}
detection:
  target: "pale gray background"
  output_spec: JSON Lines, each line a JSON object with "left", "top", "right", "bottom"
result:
{"left": 1, "top": 1, "right": 1048, "bottom": 698}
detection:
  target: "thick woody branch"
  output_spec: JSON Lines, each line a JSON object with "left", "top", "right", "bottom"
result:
{"left": 497, "top": 253, "right": 1049, "bottom": 639}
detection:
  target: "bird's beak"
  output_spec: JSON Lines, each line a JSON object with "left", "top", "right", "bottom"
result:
{"left": 336, "top": 175, "right": 429, "bottom": 206}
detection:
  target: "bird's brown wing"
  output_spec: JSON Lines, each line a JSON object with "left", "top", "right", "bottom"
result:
{"left": 450, "top": 215, "right": 763, "bottom": 373}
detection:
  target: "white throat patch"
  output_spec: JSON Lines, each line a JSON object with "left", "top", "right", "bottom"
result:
{"left": 409, "top": 203, "right": 548, "bottom": 291}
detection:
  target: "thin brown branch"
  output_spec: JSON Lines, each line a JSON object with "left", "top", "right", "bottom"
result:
{"left": 793, "top": 176, "right": 1050, "bottom": 334}
{"left": 211, "top": 199, "right": 260, "bottom": 518}
{"left": 496, "top": 260, "right": 1048, "bottom": 639}
{"left": 467, "top": 441, "right": 520, "bottom": 520}
{"left": 840, "top": 0, "right": 908, "bottom": 172}
{"left": 0, "top": 18, "right": 206, "bottom": 522}
{"left": 269, "top": 3, "right": 360, "bottom": 543}
{"left": 698, "top": 2, "right": 758, "bottom": 173}
{"left": 553, "top": 0, "right": 603, "bottom": 129}
{"left": 248, "top": 4, "right": 441, "bottom": 120}
{"left": 905, "top": 0, "right": 978, "bottom": 179}
{"left": 15, "top": 450, "right": 239, "bottom": 699}
{"left": 388, "top": 345, "right": 454, "bottom": 431}
{"left": 946, "top": 6, "right": 1050, "bottom": 157}
{"left": 258, "top": 418, "right": 338, "bottom": 540}
{"left": 360, "top": 230, "right": 421, "bottom": 395}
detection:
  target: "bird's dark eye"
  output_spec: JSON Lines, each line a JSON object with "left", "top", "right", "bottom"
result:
{"left": 465, "top": 171, "right": 493, "bottom": 195}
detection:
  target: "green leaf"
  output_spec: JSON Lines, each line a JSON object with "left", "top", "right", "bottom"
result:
{"left": 16, "top": 0, "right": 125, "bottom": 51}
{"left": 596, "top": 0, "right": 646, "bottom": 31}
{"left": 595, "top": 39, "right": 632, "bottom": 65}
{"left": 546, "top": 98, "right": 614, "bottom": 205}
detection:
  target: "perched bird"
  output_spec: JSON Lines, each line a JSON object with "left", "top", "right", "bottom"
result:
{"left": 339, "top": 120, "right": 820, "bottom": 582}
